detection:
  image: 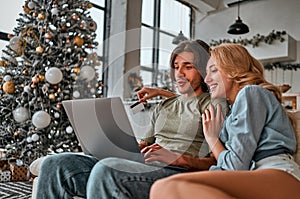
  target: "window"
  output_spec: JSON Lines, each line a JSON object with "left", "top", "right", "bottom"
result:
{"left": 88, "top": 0, "right": 107, "bottom": 91}
{"left": 140, "top": 0, "right": 192, "bottom": 89}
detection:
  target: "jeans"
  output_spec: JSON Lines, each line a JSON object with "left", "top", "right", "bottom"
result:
{"left": 36, "top": 153, "right": 188, "bottom": 199}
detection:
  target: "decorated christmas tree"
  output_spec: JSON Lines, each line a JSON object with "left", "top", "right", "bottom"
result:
{"left": 0, "top": 0, "right": 102, "bottom": 164}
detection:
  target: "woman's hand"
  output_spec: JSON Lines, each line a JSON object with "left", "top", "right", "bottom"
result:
{"left": 137, "top": 87, "right": 176, "bottom": 102}
{"left": 141, "top": 143, "right": 180, "bottom": 165}
{"left": 202, "top": 104, "right": 225, "bottom": 156}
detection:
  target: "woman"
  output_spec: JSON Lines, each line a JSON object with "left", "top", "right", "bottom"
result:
{"left": 150, "top": 43, "right": 300, "bottom": 199}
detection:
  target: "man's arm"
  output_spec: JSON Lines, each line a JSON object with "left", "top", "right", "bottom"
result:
{"left": 137, "top": 87, "right": 176, "bottom": 102}
{"left": 172, "top": 152, "right": 217, "bottom": 171}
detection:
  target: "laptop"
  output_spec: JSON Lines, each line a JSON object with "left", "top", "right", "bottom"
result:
{"left": 62, "top": 97, "right": 145, "bottom": 163}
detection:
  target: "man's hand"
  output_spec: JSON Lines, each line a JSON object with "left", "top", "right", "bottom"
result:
{"left": 137, "top": 87, "right": 176, "bottom": 102}
{"left": 141, "top": 143, "right": 180, "bottom": 165}
{"left": 138, "top": 140, "right": 149, "bottom": 150}
{"left": 140, "top": 144, "right": 217, "bottom": 170}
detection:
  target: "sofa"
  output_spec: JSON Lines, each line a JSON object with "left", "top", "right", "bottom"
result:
{"left": 30, "top": 110, "right": 300, "bottom": 198}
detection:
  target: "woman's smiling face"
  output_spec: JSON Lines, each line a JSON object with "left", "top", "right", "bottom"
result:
{"left": 205, "top": 56, "right": 237, "bottom": 103}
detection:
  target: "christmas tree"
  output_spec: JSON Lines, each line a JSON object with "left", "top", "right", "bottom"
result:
{"left": 0, "top": 0, "right": 102, "bottom": 164}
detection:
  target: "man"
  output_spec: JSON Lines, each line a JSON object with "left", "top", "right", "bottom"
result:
{"left": 36, "top": 40, "right": 229, "bottom": 199}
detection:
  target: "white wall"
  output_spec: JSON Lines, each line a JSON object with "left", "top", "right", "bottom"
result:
{"left": 0, "top": 0, "right": 24, "bottom": 51}
{"left": 194, "top": 0, "right": 300, "bottom": 92}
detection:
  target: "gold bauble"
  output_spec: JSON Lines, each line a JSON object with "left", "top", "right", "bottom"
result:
{"left": 73, "top": 36, "right": 84, "bottom": 47}
{"left": 61, "top": 25, "right": 67, "bottom": 31}
{"left": 32, "top": 12, "right": 38, "bottom": 17}
{"left": 49, "top": 93, "right": 55, "bottom": 100}
{"left": 14, "top": 131, "right": 19, "bottom": 137}
{"left": 38, "top": 13, "right": 45, "bottom": 20}
{"left": 44, "top": 33, "right": 52, "bottom": 39}
{"left": 22, "top": 69, "right": 28, "bottom": 75}
{"left": 7, "top": 34, "right": 14, "bottom": 39}
{"left": 3, "top": 81, "right": 16, "bottom": 94}
{"left": 38, "top": 74, "right": 45, "bottom": 82}
{"left": 24, "top": 7, "right": 30, "bottom": 14}
{"left": 36, "top": 46, "right": 44, "bottom": 54}
{"left": 0, "top": 60, "right": 6, "bottom": 66}
{"left": 73, "top": 67, "right": 80, "bottom": 74}
{"left": 56, "top": 103, "right": 61, "bottom": 109}
{"left": 80, "top": 23, "right": 85, "bottom": 29}
{"left": 32, "top": 76, "right": 40, "bottom": 83}
{"left": 72, "top": 14, "right": 79, "bottom": 21}
{"left": 87, "top": 3, "right": 93, "bottom": 8}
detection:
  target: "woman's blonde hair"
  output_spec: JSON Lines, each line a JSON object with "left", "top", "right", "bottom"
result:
{"left": 210, "top": 43, "right": 282, "bottom": 102}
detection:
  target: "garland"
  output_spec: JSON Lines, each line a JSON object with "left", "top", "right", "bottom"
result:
{"left": 209, "top": 30, "right": 286, "bottom": 48}
{"left": 264, "top": 62, "right": 300, "bottom": 71}
{"left": 209, "top": 30, "right": 300, "bottom": 71}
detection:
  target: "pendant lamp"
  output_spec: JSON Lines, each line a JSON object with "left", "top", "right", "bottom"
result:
{"left": 227, "top": 1, "right": 249, "bottom": 35}
{"left": 172, "top": 31, "right": 188, "bottom": 44}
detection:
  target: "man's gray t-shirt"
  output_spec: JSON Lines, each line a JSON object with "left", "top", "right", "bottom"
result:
{"left": 142, "top": 93, "right": 229, "bottom": 158}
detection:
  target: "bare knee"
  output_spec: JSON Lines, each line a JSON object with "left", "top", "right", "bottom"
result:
{"left": 150, "top": 177, "right": 180, "bottom": 199}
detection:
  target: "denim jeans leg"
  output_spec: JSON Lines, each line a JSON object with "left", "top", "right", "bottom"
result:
{"left": 36, "top": 152, "right": 98, "bottom": 199}
{"left": 87, "top": 157, "right": 186, "bottom": 199}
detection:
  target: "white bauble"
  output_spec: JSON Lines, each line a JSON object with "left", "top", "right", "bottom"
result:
{"left": 31, "top": 133, "right": 40, "bottom": 142}
{"left": 27, "top": 2, "right": 36, "bottom": 9}
{"left": 79, "top": 65, "right": 95, "bottom": 81}
{"left": 9, "top": 36, "right": 20, "bottom": 52}
{"left": 73, "top": 90, "right": 80, "bottom": 98}
{"left": 51, "top": 7, "right": 58, "bottom": 16}
{"left": 32, "top": 110, "right": 51, "bottom": 129}
{"left": 66, "top": 126, "right": 73, "bottom": 134}
{"left": 24, "top": 85, "right": 31, "bottom": 93}
{"left": 45, "top": 67, "right": 63, "bottom": 84}
{"left": 13, "top": 107, "right": 29, "bottom": 123}
{"left": 26, "top": 137, "right": 33, "bottom": 143}
{"left": 90, "top": 88, "right": 95, "bottom": 93}
{"left": 3, "top": 75, "right": 12, "bottom": 82}
{"left": 54, "top": 112, "right": 60, "bottom": 118}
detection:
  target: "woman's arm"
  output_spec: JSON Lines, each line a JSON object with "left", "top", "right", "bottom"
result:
{"left": 137, "top": 87, "right": 176, "bottom": 102}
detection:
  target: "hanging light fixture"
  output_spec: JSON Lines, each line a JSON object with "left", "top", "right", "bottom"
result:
{"left": 227, "top": 0, "right": 249, "bottom": 35}
{"left": 172, "top": 31, "right": 188, "bottom": 44}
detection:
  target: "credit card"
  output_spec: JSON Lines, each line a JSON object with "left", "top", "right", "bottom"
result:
{"left": 130, "top": 101, "right": 145, "bottom": 114}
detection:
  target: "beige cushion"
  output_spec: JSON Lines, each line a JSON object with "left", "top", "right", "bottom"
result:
{"left": 29, "top": 156, "right": 48, "bottom": 176}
